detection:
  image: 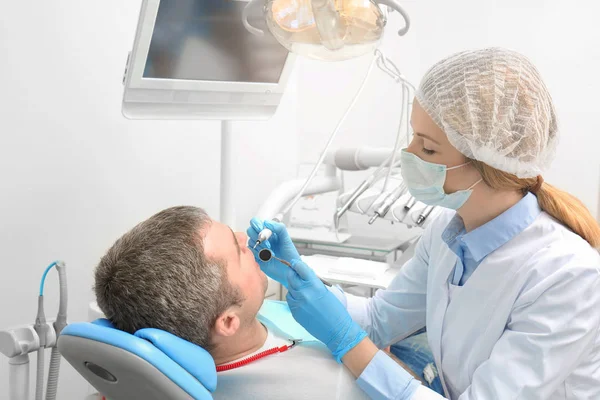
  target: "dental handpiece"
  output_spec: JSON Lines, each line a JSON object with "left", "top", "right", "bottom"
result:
{"left": 333, "top": 179, "right": 373, "bottom": 230}
{"left": 416, "top": 206, "right": 435, "bottom": 226}
{"left": 258, "top": 248, "right": 333, "bottom": 287}
{"left": 404, "top": 196, "right": 416, "bottom": 210}
{"left": 253, "top": 216, "right": 282, "bottom": 249}
{"left": 368, "top": 183, "right": 407, "bottom": 224}
{"left": 253, "top": 229, "right": 272, "bottom": 249}
{"left": 333, "top": 157, "right": 404, "bottom": 230}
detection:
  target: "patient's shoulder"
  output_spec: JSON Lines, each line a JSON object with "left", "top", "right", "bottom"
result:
{"left": 213, "top": 328, "right": 368, "bottom": 399}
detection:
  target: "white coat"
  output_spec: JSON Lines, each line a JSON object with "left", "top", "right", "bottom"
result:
{"left": 345, "top": 209, "right": 600, "bottom": 399}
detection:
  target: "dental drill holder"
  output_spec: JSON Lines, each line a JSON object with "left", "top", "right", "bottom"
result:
{"left": 1, "top": 321, "right": 58, "bottom": 400}
{"left": 1, "top": 261, "right": 68, "bottom": 400}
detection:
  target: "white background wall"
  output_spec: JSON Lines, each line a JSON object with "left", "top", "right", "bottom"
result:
{"left": 1, "top": 0, "right": 599, "bottom": 399}
{"left": 296, "top": 0, "right": 600, "bottom": 231}
{"left": 0, "top": 1, "right": 297, "bottom": 397}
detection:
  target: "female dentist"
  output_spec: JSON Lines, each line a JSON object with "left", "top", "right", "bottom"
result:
{"left": 248, "top": 48, "right": 600, "bottom": 399}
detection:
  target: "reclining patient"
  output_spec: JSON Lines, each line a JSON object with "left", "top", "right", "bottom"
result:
{"left": 94, "top": 206, "right": 368, "bottom": 399}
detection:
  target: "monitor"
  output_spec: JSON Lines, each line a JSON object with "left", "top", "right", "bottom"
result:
{"left": 122, "top": 0, "right": 296, "bottom": 120}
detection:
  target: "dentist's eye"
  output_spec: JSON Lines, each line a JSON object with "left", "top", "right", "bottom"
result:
{"left": 422, "top": 148, "right": 435, "bottom": 155}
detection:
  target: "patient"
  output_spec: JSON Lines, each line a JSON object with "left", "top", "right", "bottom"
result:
{"left": 94, "top": 206, "right": 368, "bottom": 399}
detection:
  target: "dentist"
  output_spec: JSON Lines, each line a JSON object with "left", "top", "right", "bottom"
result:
{"left": 248, "top": 48, "right": 600, "bottom": 399}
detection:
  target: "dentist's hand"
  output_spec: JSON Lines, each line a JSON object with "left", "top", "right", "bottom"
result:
{"left": 247, "top": 218, "right": 300, "bottom": 289}
{"left": 286, "top": 259, "right": 367, "bottom": 363}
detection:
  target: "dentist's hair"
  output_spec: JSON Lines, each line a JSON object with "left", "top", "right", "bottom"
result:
{"left": 470, "top": 161, "right": 600, "bottom": 249}
{"left": 94, "top": 206, "right": 243, "bottom": 350}
{"left": 416, "top": 47, "right": 600, "bottom": 249}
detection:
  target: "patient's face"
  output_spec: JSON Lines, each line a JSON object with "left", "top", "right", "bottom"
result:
{"left": 203, "top": 220, "right": 268, "bottom": 323}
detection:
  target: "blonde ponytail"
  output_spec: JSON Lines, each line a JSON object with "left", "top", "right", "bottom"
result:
{"left": 471, "top": 160, "right": 600, "bottom": 249}
{"left": 535, "top": 182, "right": 600, "bottom": 249}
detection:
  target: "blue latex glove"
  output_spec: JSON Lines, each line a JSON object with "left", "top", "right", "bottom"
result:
{"left": 286, "top": 259, "right": 367, "bottom": 363}
{"left": 246, "top": 218, "right": 300, "bottom": 289}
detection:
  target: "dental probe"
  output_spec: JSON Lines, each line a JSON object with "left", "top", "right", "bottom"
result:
{"left": 258, "top": 248, "right": 333, "bottom": 287}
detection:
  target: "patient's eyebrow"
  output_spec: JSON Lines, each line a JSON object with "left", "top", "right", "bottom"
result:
{"left": 229, "top": 227, "right": 241, "bottom": 260}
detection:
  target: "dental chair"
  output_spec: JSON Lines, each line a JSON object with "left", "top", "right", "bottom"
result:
{"left": 58, "top": 319, "right": 216, "bottom": 400}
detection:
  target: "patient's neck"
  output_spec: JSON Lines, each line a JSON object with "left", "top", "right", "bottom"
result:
{"left": 211, "top": 319, "right": 267, "bottom": 365}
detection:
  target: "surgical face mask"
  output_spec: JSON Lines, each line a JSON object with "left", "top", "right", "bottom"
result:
{"left": 400, "top": 149, "right": 482, "bottom": 210}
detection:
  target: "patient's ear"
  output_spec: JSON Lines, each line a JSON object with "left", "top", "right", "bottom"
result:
{"left": 213, "top": 308, "right": 241, "bottom": 337}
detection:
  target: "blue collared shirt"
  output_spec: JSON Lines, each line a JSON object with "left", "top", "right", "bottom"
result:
{"left": 443, "top": 192, "right": 542, "bottom": 286}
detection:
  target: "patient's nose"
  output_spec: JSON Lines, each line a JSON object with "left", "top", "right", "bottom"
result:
{"left": 236, "top": 231, "right": 249, "bottom": 247}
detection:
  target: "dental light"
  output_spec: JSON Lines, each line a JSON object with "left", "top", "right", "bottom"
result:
{"left": 243, "top": 0, "right": 411, "bottom": 61}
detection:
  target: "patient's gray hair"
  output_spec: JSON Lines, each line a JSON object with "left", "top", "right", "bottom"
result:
{"left": 94, "top": 206, "right": 243, "bottom": 350}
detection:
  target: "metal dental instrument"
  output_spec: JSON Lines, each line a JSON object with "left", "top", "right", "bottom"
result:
{"left": 258, "top": 248, "right": 333, "bottom": 287}
{"left": 390, "top": 192, "right": 415, "bottom": 223}
{"left": 368, "top": 183, "right": 407, "bottom": 224}
{"left": 416, "top": 206, "right": 436, "bottom": 226}
{"left": 253, "top": 228, "right": 272, "bottom": 249}
{"left": 253, "top": 216, "right": 282, "bottom": 249}
{"left": 258, "top": 248, "right": 289, "bottom": 265}
{"left": 404, "top": 196, "right": 416, "bottom": 210}
{"left": 334, "top": 180, "right": 372, "bottom": 226}
{"left": 333, "top": 157, "right": 403, "bottom": 230}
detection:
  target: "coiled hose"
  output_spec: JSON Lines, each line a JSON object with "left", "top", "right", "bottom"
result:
{"left": 45, "top": 347, "right": 62, "bottom": 400}
{"left": 36, "top": 348, "right": 44, "bottom": 400}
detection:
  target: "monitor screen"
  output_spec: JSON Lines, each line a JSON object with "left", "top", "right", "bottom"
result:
{"left": 143, "top": 0, "right": 289, "bottom": 84}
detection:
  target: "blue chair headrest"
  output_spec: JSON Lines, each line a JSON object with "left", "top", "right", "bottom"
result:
{"left": 61, "top": 318, "right": 217, "bottom": 394}
{"left": 134, "top": 328, "right": 216, "bottom": 390}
